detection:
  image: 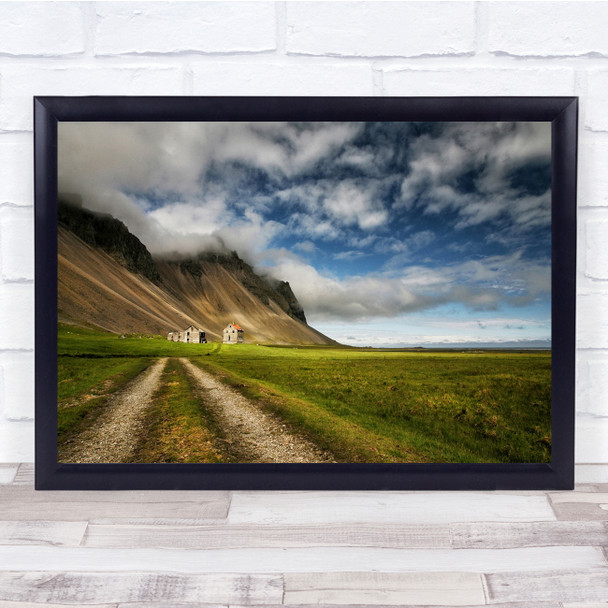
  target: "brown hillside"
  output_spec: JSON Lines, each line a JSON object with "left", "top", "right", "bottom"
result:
{"left": 58, "top": 226, "right": 334, "bottom": 345}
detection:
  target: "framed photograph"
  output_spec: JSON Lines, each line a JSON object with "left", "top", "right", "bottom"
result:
{"left": 35, "top": 96, "right": 577, "bottom": 490}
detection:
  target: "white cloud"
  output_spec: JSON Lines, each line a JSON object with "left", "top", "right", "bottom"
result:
{"left": 261, "top": 247, "right": 550, "bottom": 323}
{"left": 324, "top": 180, "right": 388, "bottom": 230}
{"left": 293, "top": 240, "right": 317, "bottom": 254}
{"left": 315, "top": 313, "right": 550, "bottom": 347}
{"left": 398, "top": 122, "right": 552, "bottom": 231}
{"left": 58, "top": 120, "right": 551, "bottom": 330}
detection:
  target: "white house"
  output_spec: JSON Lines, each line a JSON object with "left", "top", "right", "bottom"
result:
{"left": 223, "top": 323, "right": 244, "bottom": 344}
{"left": 167, "top": 325, "right": 207, "bottom": 343}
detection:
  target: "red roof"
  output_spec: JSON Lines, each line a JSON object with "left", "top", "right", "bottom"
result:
{"left": 232, "top": 324, "right": 243, "bottom": 331}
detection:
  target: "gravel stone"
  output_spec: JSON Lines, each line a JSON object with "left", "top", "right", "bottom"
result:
{"left": 59, "top": 358, "right": 168, "bottom": 463}
{"left": 181, "top": 358, "right": 333, "bottom": 463}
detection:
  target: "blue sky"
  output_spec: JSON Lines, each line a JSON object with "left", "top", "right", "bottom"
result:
{"left": 59, "top": 121, "right": 552, "bottom": 347}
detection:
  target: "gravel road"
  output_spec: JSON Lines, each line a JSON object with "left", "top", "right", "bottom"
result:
{"left": 59, "top": 358, "right": 168, "bottom": 463}
{"left": 181, "top": 358, "right": 333, "bottom": 463}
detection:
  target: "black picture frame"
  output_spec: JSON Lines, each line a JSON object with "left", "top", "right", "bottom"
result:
{"left": 35, "top": 96, "right": 577, "bottom": 491}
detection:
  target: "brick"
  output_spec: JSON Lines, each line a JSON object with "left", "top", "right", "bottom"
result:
{"left": 585, "top": 72, "right": 608, "bottom": 132}
{"left": 0, "top": 284, "right": 33, "bottom": 350}
{"left": 0, "top": 420, "right": 33, "bottom": 462}
{"left": 0, "top": 65, "right": 184, "bottom": 132}
{"left": 488, "top": 2, "right": 608, "bottom": 57}
{"left": 95, "top": 2, "right": 276, "bottom": 55}
{"left": 0, "top": 134, "right": 32, "bottom": 206}
{"left": 578, "top": 293, "right": 608, "bottom": 349}
{"left": 578, "top": 139, "right": 608, "bottom": 206}
{"left": 577, "top": 355, "right": 608, "bottom": 417}
{"left": 0, "top": 3, "right": 86, "bottom": 57}
{"left": 191, "top": 61, "right": 374, "bottom": 96}
{"left": 585, "top": 220, "right": 608, "bottom": 281}
{"left": 576, "top": 414, "right": 608, "bottom": 463}
{"left": 576, "top": 464, "right": 608, "bottom": 482}
{"left": 0, "top": 206, "right": 34, "bottom": 282}
{"left": 286, "top": 2, "right": 475, "bottom": 57}
{"left": 381, "top": 66, "right": 575, "bottom": 96}
{"left": 0, "top": 352, "right": 34, "bottom": 421}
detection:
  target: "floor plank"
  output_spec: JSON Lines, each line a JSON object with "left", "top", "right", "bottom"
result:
{"left": 283, "top": 572, "right": 486, "bottom": 606}
{"left": 236, "top": 605, "right": 562, "bottom": 608}
{"left": 0, "top": 602, "right": 118, "bottom": 608}
{"left": 549, "top": 492, "right": 608, "bottom": 504}
{"left": 1, "top": 463, "right": 607, "bottom": 607}
{"left": 550, "top": 502, "right": 608, "bottom": 521}
{"left": 82, "top": 523, "right": 451, "bottom": 549}
{"left": 227, "top": 492, "right": 557, "bottom": 524}
{"left": 0, "top": 572, "right": 282, "bottom": 604}
{"left": 0, "top": 546, "right": 603, "bottom": 573}
{"left": 0, "top": 521, "right": 87, "bottom": 547}
{"left": 0, "top": 485, "right": 229, "bottom": 521}
{"left": 450, "top": 521, "right": 608, "bottom": 548}
{"left": 486, "top": 569, "right": 608, "bottom": 603}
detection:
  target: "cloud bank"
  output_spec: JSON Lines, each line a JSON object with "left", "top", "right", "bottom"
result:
{"left": 58, "top": 120, "right": 551, "bottom": 342}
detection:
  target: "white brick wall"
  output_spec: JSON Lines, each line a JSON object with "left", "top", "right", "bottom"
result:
{"left": 381, "top": 66, "right": 576, "bottom": 96}
{"left": 0, "top": 0, "right": 606, "bottom": 464}
{"left": 0, "top": 3, "right": 86, "bottom": 57}
{"left": 0, "top": 65, "right": 185, "bottom": 131}
{"left": 191, "top": 61, "right": 375, "bottom": 96}
{"left": 0, "top": 135, "right": 33, "bottom": 205}
{"left": 585, "top": 71, "right": 608, "bottom": 131}
{"left": 285, "top": 2, "right": 476, "bottom": 57}
{"left": 94, "top": 2, "right": 277, "bottom": 55}
{"left": 487, "top": 2, "right": 608, "bottom": 57}
{"left": 0, "top": 206, "right": 34, "bottom": 282}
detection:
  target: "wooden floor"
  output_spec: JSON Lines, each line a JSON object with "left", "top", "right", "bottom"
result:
{"left": 0, "top": 464, "right": 607, "bottom": 607}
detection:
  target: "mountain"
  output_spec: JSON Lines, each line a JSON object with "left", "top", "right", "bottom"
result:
{"left": 57, "top": 198, "right": 335, "bottom": 345}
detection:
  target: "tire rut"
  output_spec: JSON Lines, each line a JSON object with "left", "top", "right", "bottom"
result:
{"left": 59, "top": 358, "right": 168, "bottom": 463}
{"left": 180, "top": 358, "right": 333, "bottom": 463}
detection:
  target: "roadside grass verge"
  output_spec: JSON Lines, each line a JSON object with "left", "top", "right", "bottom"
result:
{"left": 58, "top": 356, "right": 152, "bottom": 449}
{"left": 129, "top": 358, "right": 225, "bottom": 464}
{"left": 59, "top": 323, "right": 215, "bottom": 357}
{"left": 58, "top": 356, "right": 152, "bottom": 402}
{"left": 56, "top": 327, "right": 552, "bottom": 464}
{"left": 191, "top": 357, "right": 424, "bottom": 463}
{"left": 196, "top": 345, "right": 551, "bottom": 463}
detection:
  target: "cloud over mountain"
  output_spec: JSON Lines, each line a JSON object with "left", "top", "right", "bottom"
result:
{"left": 59, "top": 120, "right": 551, "bottom": 345}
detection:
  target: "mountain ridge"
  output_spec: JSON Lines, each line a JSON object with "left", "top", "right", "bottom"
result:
{"left": 57, "top": 197, "right": 334, "bottom": 345}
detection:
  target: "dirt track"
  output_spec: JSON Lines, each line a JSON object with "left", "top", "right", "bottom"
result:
{"left": 58, "top": 358, "right": 168, "bottom": 463}
{"left": 181, "top": 358, "right": 333, "bottom": 463}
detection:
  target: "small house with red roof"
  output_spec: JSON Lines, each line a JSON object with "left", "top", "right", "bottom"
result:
{"left": 223, "top": 322, "right": 244, "bottom": 344}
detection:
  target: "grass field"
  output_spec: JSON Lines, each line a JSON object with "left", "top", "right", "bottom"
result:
{"left": 58, "top": 323, "right": 552, "bottom": 463}
{"left": 128, "top": 358, "right": 226, "bottom": 464}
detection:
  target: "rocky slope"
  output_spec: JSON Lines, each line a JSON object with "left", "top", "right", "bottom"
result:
{"left": 57, "top": 198, "right": 334, "bottom": 345}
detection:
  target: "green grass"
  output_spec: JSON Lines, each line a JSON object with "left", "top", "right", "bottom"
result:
{"left": 129, "top": 358, "right": 225, "bottom": 464}
{"left": 198, "top": 344, "right": 551, "bottom": 463}
{"left": 57, "top": 325, "right": 552, "bottom": 464}
{"left": 57, "top": 356, "right": 153, "bottom": 446}
{"left": 58, "top": 356, "right": 152, "bottom": 402}
{"left": 59, "top": 323, "right": 215, "bottom": 357}
{"left": 57, "top": 323, "right": 216, "bottom": 452}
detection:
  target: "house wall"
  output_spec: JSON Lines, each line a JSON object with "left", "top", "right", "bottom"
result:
{"left": 169, "top": 328, "right": 205, "bottom": 343}
{"left": 0, "top": 1, "right": 607, "bottom": 464}
{"left": 223, "top": 326, "right": 244, "bottom": 344}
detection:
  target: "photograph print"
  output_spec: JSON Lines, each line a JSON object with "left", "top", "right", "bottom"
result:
{"left": 56, "top": 119, "right": 552, "bottom": 466}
